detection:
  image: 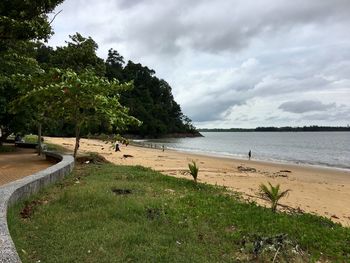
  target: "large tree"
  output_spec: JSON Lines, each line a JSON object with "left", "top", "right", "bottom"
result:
{"left": 0, "top": 41, "right": 41, "bottom": 142}
{"left": 16, "top": 68, "right": 140, "bottom": 158}
{"left": 0, "top": 0, "right": 63, "bottom": 143}
{"left": 118, "top": 61, "right": 196, "bottom": 137}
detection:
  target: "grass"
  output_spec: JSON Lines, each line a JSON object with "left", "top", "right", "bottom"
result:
{"left": 45, "top": 142, "right": 70, "bottom": 153}
{"left": 8, "top": 163, "right": 350, "bottom": 263}
{"left": 0, "top": 145, "right": 16, "bottom": 152}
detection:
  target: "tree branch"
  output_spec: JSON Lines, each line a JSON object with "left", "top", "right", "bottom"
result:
{"left": 49, "top": 10, "right": 63, "bottom": 25}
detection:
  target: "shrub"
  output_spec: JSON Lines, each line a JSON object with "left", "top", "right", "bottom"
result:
{"left": 188, "top": 160, "right": 199, "bottom": 183}
{"left": 259, "top": 182, "right": 289, "bottom": 212}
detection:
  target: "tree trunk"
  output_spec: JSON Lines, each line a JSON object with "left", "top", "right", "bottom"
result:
{"left": 38, "top": 123, "right": 42, "bottom": 155}
{"left": 73, "top": 124, "right": 81, "bottom": 159}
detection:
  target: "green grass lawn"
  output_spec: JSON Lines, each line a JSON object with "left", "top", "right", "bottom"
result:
{"left": 8, "top": 164, "right": 350, "bottom": 262}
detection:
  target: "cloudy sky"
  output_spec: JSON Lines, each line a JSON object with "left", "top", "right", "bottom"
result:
{"left": 48, "top": 0, "right": 350, "bottom": 128}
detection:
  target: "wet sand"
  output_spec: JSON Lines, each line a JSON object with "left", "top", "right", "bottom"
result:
{"left": 46, "top": 137, "right": 350, "bottom": 226}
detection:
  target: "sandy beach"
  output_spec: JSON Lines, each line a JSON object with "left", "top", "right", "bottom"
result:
{"left": 46, "top": 137, "right": 350, "bottom": 226}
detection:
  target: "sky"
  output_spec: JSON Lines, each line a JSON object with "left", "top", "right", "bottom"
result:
{"left": 48, "top": 0, "right": 350, "bottom": 128}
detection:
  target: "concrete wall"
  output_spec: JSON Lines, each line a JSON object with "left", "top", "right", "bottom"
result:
{"left": 0, "top": 152, "right": 74, "bottom": 263}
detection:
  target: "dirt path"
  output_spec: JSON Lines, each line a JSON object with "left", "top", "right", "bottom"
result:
{"left": 0, "top": 146, "right": 54, "bottom": 186}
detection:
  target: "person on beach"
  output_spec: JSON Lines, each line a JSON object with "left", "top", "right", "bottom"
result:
{"left": 248, "top": 150, "right": 251, "bottom": 160}
{"left": 115, "top": 142, "right": 121, "bottom": 152}
{"left": 15, "top": 134, "right": 22, "bottom": 142}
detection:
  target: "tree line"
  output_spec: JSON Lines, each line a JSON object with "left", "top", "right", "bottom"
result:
{"left": 199, "top": 126, "right": 350, "bottom": 132}
{"left": 0, "top": 0, "right": 198, "bottom": 154}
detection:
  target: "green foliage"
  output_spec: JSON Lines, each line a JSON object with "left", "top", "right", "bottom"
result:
{"left": 0, "top": 0, "right": 63, "bottom": 42}
{"left": 115, "top": 61, "right": 196, "bottom": 137}
{"left": 259, "top": 182, "right": 290, "bottom": 212}
{"left": 188, "top": 160, "right": 199, "bottom": 183}
{"left": 105, "top": 48, "right": 124, "bottom": 81}
{"left": 37, "top": 33, "right": 106, "bottom": 76}
{"left": 34, "top": 41, "right": 198, "bottom": 138}
{"left": 0, "top": 0, "right": 62, "bottom": 141}
{"left": 0, "top": 41, "right": 42, "bottom": 141}
{"left": 14, "top": 68, "right": 140, "bottom": 157}
{"left": 8, "top": 164, "right": 350, "bottom": 262}
{"left": 23, "top": 134, "right": 38, "bottom": 143}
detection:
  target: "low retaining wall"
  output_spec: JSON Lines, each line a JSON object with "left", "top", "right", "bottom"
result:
{"left": 0, "top": 152, "right": 74, "bottom": 262}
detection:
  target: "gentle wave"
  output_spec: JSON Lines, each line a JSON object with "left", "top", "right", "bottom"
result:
{"left": 143, "top": 132, "right": 350, "bottom": 170}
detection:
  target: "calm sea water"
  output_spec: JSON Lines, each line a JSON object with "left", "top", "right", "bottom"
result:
{"left": 143, "top": 132, "right": 350, "bottom": 169}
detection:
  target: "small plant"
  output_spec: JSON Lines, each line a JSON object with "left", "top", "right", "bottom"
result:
{"left": 188, "top": 160, "right": 199, "bottom": 183}
{"left": 259, "top": 182, "right": 290, "bottom": 212}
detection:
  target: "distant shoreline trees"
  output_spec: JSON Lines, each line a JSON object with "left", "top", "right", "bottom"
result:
{"left": 198, "top": 126, "right": 350, "bottom": 132}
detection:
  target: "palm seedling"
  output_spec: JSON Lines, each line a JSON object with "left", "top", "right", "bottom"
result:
{"left": 188, "top": 160, "right": 199, "bottom": 183}
{"left": 259, "top": 182, "right": 290, "bottom": 212}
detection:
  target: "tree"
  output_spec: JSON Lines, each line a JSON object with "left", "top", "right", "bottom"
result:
{"left": 17, "top": 68, "right": 140, "bottom": 158}
{"left": 259, "top": 182, "right": 290, "bottom": 212}
{"left": 119, "top": 61, "right": 196, "bottom": 137}
{"left": 105, "top": 48, "right": 124, "bottom": 81}
{"left": 10, "top": 68, "right": 61, "bottom": 154}
{"left": 0, "top": 41, "right": 41, "bottom": 143}
{"left": 0, "top": 0, "right": 63, "bottom": 143}
{"left": 0, "top": 0, "right": 64, "bottom": 42}
{"left": 49, "top": 33, "right": 106, "bottom": 76}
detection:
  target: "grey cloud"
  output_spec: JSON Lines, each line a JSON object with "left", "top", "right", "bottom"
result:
{"left": 117, "top": 0, "right": 145, "bottom": 9}
{"left": 279, "top": 100, "right": 336, "bottom": 113}
{"left": 48, "top": 0, "right": 350, "bottom": 127}
{"left": 184, "top": 97, "right": 244, "bottom": 122}
{"left": 302, "top": 109, "right": 350, "bottom": 121}
{"left": 111, "top": 0, "right": 350, "bottom": 56}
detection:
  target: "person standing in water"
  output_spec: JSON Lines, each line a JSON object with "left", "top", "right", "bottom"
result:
{"left": 248, "top": 150, "right": 251, "bottom": 160}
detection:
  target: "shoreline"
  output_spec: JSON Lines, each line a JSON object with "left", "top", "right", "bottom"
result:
{"left": 133, "top": 142, "right": 350, "bottom": 172}
{"left": 46, "top": 137, "right": 350, "bottom": 226}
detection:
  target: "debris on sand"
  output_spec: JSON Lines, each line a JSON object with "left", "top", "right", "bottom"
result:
{"left": 237, "top": 166, "right": 257, "bottom": 172}
{"left": 271, "top": 172, "right": 289, "bottom": 178}
{"left": 76, "top": 153, "right": 109, "bottom": 164}
{"left": 123, "top": 154, "right": 134, "bottom": 158}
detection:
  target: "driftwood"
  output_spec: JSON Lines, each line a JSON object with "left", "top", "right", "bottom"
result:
{"left": 237, "top": 165, "right": 257, "bottom": 172}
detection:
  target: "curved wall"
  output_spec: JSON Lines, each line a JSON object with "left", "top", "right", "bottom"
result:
{"left": 0, "top": 152, "right": 74, "bottom": 262}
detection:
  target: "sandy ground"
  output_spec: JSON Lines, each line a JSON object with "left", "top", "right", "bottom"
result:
{"left": 0, "top": 146, "right": 54, "bottom": 186}
{"left": 47, "top": 137, "right": 350, "bottom": 226}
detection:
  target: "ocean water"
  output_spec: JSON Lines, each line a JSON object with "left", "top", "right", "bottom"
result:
{"left": 143, "top": 132, "right": 350, "bottom": 169}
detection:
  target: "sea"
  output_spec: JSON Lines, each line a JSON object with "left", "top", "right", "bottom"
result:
{"left": 139, "top": 132, "right": 350, "bottom": 170}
